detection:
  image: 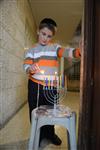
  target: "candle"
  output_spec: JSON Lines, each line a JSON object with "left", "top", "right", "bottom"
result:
{"left": 48, "top": 75, "right": 50, "bottom": 89}
{"left": 60, "top": 75, "right": 62, "bottom": 88}
{"left": 62, "top": 74, "right": 64, "bottom": 88}
{"left": 51, "top": 78, "right": 53, "bottom": 89}
{"left": 45, "top": 77, "right": 48, "bottom": 90}
{"left": 57, "top": 76, "right": 59, "bottom": 89}
{"left": 65, "top": 75, "right": 67, "bottom": 89}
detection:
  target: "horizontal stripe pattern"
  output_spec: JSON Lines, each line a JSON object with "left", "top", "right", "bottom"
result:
{"left": 38, "top": 59, "right": 59, "bottom": 67}
{"left": 24, "top": 59, "right": 34, "bottom": 65}
{"left": 23, "top": 43, "right": 79, "bottom": 84}
{"left": 25, "top": 52, "right": 34, "bottom": 58}
{"left": 33, "top": 56, "right": 57, "bottom": 62}
{"left": 34, "top": 51, "right": 57, "bottom": 59}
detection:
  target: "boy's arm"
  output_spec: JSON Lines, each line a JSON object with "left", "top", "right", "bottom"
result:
{"left": 23, "top": 50, "right": 40, "bottom": 74}
{"left": 23, "top": 57, "right": 34, "bottom": 74}
{"left": 57, "top": 47, "right": 81, "bottom": 60}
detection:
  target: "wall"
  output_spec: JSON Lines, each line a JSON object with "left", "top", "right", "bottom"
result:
{"left": 0, "top": 0, "right": 36, "bottom": 128}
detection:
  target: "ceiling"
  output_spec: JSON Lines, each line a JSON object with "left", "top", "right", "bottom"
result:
{"left": 29, "top": 0, "right": 84, "bottom": 46}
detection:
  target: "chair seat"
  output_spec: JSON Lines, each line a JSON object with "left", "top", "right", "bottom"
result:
{"left": 34, "top": 105, "right": 72, "bottom": 117}
{"left": 28, "top": 105, "right": 77, "bottom": 150}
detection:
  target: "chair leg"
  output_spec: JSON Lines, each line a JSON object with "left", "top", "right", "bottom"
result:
{"left": 68, "top": 113, "right": 77, "bottom": 150}
{"left": 34, "top": 128, "right": 40, "bottom": 150}
{"left": 28, "top": 117, "right": 38, "bottom": 150}
{"left": 67, "top": 130, "right": 70, "bottom": 150}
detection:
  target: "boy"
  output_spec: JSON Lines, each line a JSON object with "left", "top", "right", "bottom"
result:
{"left": 23, "top": 18, "right": 80, "bottom": 146}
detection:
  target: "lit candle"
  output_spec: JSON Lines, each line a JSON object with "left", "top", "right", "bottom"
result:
{"left": 54, "top": 71, "right": 57, "bottom": 78}
{"left": 40, "top": 70, "right": 45, "bottom": 74}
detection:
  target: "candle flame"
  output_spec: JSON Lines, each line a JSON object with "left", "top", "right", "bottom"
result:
{"left": 40, "top": 70, "right": 45, "bottom": 74}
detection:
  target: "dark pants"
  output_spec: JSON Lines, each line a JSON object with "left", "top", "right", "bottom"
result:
{"left": 28, "top": 79, "right": 57, "bottom": 140}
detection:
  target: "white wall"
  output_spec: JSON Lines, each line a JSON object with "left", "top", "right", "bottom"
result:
{"left": 0, "top": 0, "right": 36, "bottom": 128}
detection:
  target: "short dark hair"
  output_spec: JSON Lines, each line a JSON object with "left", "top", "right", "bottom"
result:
{"left": 39, "top": 18, "right": 57, "bottom": 35}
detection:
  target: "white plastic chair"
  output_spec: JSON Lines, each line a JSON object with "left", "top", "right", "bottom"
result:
{"left": 28, "top": 105, "right": 77, "bottom": 150}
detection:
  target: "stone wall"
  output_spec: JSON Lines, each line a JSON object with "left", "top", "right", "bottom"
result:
{"left": 0, "top": 0, "right": 36, "bottom": 128}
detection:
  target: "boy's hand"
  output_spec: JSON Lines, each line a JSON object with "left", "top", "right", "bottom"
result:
{"left": 73, "top": 48, "right": 81, "bottom": 58}
{"left": 75, "top": 48, "right": 81, "bottom": 57}
{"left": 28, "top": 63, "right": 40, "bottom": 74}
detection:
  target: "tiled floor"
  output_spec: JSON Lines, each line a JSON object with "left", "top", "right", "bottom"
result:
{"left": 0, "top": 91, "right": 80, "bottom": 150}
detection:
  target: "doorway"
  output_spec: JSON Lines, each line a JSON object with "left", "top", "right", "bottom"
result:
{"left": 78, "top": 0, "right": 100, "bottom": 149}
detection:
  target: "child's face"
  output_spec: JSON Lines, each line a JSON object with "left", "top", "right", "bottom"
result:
{"left": 38, "top": 27, "right": 53, "bottom": 45}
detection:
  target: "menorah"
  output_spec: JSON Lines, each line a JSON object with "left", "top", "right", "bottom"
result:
{"left": 37, "top": 70, "right": 69, "bottom": 116}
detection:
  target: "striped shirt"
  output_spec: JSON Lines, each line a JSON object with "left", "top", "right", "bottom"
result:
{"left": 23, "top": 43, "right": 77, "bottom": 85}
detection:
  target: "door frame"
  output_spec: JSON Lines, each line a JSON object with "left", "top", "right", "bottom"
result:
{"left": 78, "top": 0, "right": 95, "bottom": 149}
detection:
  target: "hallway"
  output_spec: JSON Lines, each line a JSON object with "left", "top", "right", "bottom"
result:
{"left": 0, "top": 0, "right": 81, "bottom": 149}
{"left": 0, "top": 91, "right": 80, "bottom": 150}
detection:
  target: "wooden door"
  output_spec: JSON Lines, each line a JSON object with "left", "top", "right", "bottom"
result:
{"left": 90, "top": 0, "right": 100, "bottom": 149}
{"left": 78, "top": 0, "right": 100, "bottom": 149}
